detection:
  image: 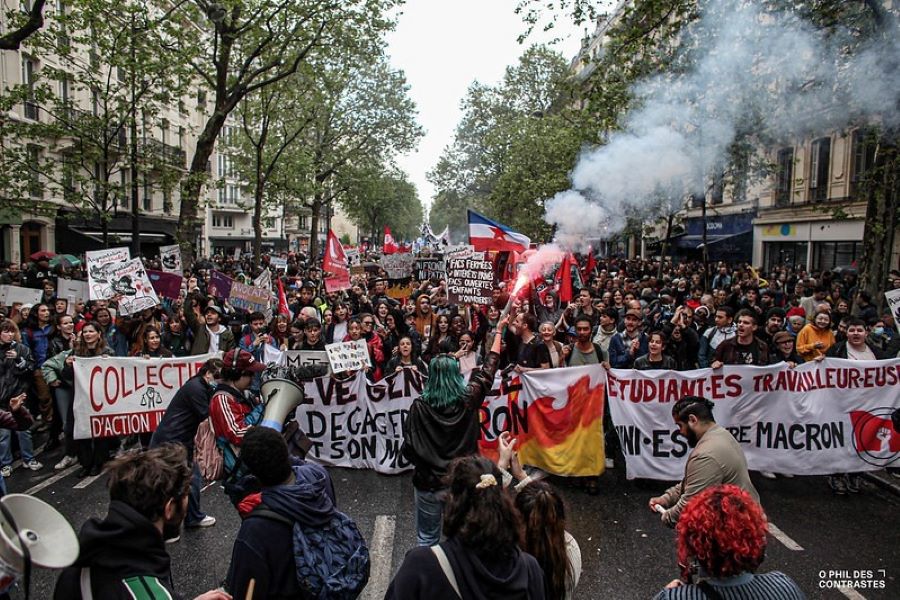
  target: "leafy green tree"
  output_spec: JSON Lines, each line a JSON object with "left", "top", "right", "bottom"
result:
{"left": 428, "top": 45, "right": 592, "bottom": 242}
{"left": 0, "top": 0, "right": 193, "bottom": 247}
{"left": 173, "top": 0, "right": 400, "bottom": 263}
{"left": 340, "top": 165, "right": 423, "bottom": 243}
{"left": 0, "top": 0, "right": 46, "bottom": 50}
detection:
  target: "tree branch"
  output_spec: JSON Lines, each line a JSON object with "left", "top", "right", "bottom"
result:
{"left": 0, "top": 0, "right": 46, "bottom": 50}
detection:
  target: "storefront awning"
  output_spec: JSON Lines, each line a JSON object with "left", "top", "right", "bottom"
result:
{"left": 674, "top": 230, "right": 751, "bottom": 249}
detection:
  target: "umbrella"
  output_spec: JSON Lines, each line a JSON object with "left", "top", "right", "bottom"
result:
{"left": 49, "top": 254, "right": 82, "bottom": 268}
{"left": 30, "top": 250, "right": 56, "bottom": 261}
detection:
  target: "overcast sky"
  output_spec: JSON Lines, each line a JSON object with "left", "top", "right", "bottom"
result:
{"left": 385, "top": 1, "right": 584, "bottom": 214}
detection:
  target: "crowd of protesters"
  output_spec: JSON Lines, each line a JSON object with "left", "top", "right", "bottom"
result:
{"left": 2, "top": 247, "right": 899, "bottom": 598}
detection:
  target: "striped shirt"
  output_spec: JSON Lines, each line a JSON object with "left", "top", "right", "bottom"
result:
{"left": 653, "top": 572, "right": 806, "bottom": 600}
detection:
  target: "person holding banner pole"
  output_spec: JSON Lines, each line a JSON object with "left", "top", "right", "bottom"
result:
{"left": 402, "top": 314, "right": 508, "bottom": 546}
{"left": 648, "top": 396, "right": 759, "bottom": 527}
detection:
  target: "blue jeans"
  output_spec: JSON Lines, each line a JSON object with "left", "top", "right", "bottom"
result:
{"left": 185, "top": 461, "right": 206, "bottom": 525}
{"left": 414, "top": 488, "right": 445, "bottom": 546}
{"left": 0, "top": 428, "right": 34, "bottom": 466}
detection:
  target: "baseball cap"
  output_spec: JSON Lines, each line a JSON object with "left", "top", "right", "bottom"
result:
{"left": 625, "top": 308, "right": 642, "bottom": 320}
{"left": 204, "top": 304, "right": 223, "bottom": 315}
{"left": 223, "top": 348, "right": 266, "bottom": 373}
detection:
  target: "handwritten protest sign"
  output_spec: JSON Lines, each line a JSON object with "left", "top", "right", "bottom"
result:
{"left": 159, "top": 244, "right": 182, "bottom": 274}
{"left": 380, "top": 253, "right": 415, "bottom": 280}
{"left": 270, "top": 256, "right": 288, "bottom": 271}
{"left": 147, "top": 270, "right": 183, "bottom": 300}
{"left": 345, "top": 247, "right": 360, "bottom": 266}
{"left": 415, "top": 256, "right": 446, "bottom": 281}
{"left": 446, "top": 250, "right": 494, "bottom": 305}
{"left": 325, "top": 339, "right": 371, "bottom": 372}
{"left": 229, "top": 281, "right": 270, "bottom": 313}
{"left": 0, "top": 285, "right": 43, "bottom": 306}
{"left": 263, "top": 346, "right": 331, "bottom": 372}
{"left": 208, "top": 270, "right": 234, "bottom": 300}
{"left": 73, "top": 353, "right": 217, "bottom": 439}
{"left": 114, "top": 259, "right": 161, "bottom": 315}
{"left": 886, "top": 289, "right": 900, "bottom": 335}
{"left": 86, "top": 247, "right": 130, "bottom": 300}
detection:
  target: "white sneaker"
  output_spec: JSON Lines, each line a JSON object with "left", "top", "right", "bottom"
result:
{"left": 0, "top": 466, "right": 11, "bottom": 478}
{"left": 165, "top": 535, "right": 180, "bottom": 544}
{"left": 24, "top": 460, "right": 43, "bottom": 471}
{"left": 760, "top": 471, "right": 777, "bottom": 479}
{"left": 55, "top": 455, "right": 77, "bottom": 470}
{"left": 186, "top": 515, "right": 217, "bottom": 528}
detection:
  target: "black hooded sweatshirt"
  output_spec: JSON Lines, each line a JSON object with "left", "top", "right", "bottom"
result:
{"left": 54, "top": 500, "right": 180, "bottom": 600}
{"left": 386, "top": 537, "right": 546, "bottom": 600}
{"left": 402, "top": 352, "right": 500, "bottom": 491}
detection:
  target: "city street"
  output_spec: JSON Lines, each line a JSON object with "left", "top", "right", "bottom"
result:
{"left": 5, "top": 443, "right": 898, "bottom": 600}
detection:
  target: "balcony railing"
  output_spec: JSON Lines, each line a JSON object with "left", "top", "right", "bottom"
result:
{"left": 141, "top": 138, "right": 187, "bottom": 169}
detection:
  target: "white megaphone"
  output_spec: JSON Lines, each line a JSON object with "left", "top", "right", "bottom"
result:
{"left": 0, "top": 494, "right": 79, "bottom": 589}
{"left": 259, "top": 378, "right": 305, "bottom": 432}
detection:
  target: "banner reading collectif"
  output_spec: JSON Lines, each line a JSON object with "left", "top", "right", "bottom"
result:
{"left": 73, "top": 353, "right": 217, "bottom": 439}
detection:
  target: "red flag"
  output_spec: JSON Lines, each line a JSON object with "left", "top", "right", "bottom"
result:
{"left": 323, "top": 230, "right": 351, "bottom": 292}
{"left": 276, "top": 278, "right": 291, "bottom": 317}
{"left": 582, "top": 247, "right": 596, "bottom": 282}
{"left": 383, "top": 226, "right": 398, "bottom": 254}
{"left": 555, "top": 254, "right": 574, "bottom": 304}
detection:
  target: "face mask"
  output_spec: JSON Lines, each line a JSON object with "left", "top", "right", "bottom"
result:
{"left": 872, "top": 327, "right": 885, "bottom": 336}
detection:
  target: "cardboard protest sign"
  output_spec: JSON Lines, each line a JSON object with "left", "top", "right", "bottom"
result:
{"left": 208, "top": 270, "right": 234, "bottom": 300}
{"left": 264, "top": 346, "right": 331, "bottom": 372}
{"left": 147, "top": 270, "right": 183, "bottom": 300}
{"left": 0, "top": 285, "right": 43, "bottom": 306}
{"left": 345, "top": 247, "right": 360, "bottom": 266}
{"left": 380, "top": 253, "right": 415, "bottom": 280}
{"left": 270, "top": 256, "right": 288, "bottom": 271}
{"left": 159, "top": 244, "right": 182, "bottom": 274}
{"left": 445, "top": 250, "right": 494, "bottom": 305}
{"left": 86, "top": 247, "right": 130, "bottom": 300}
{"left": 229, "top": 281, "right": 270, "bottom": 313}
{"left": 607, "top": 359, "right": 900, "bottom": 480}
{"left": 886, "top": 289, "right": 900, "bottom": 335}
{"left": 386, "top": 283, "right": 416, "bottom": 300}
{"left": 415, "top": 256, "right": 446, "bottom": 281}
{"left": 0, "top": 285, "right": 41, "bottom": 306}
{"left": 325, "top": 339, "right": 371, "bottom": 372}
{"left": 57, "top": 279, "right": 89, "bottom": 304}
{"left": 113, "top": 259, "right": 161, "bottom": 315}
{"left": 73, "top": 353, "right": 217, "bottom": 439}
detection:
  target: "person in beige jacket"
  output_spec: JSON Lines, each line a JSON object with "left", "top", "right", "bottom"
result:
{"left": 649, "top": 396, "right": 759, "bottom": 527}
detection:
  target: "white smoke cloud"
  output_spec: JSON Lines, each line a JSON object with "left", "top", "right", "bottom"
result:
{"left": 544, "top": 0, "right": 900, "bottom": 252}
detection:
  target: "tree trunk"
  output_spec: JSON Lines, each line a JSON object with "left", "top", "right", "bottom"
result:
{"left": 309, "top": 193, "right": 323, "bottom": 259}
{"left": 176, "top": 109, "right": 229, "bottom": 265}
{"left": 856, "top": 145, "right": 898, "bottom": 314}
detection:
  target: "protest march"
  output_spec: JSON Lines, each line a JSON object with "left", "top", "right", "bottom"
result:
{"left": 2, "top": 210, "right": 900, "bottom": 599}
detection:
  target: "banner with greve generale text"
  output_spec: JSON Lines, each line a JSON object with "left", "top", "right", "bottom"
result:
{"left": 293, "top": 364, "right": 606, "bottom": 477}
{"left": 607, "top": 358, "right": 900, "bottom": 481}
{"left": 74, "top": 353, "right": 217, "bottom": 439}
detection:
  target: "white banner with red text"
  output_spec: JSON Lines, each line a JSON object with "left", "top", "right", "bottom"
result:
{"left": 292, "top": 366, "right": 605, "bottom": 476}
{"left": 73, "top": 353, "right": 218, "bottom": 439}
{"left": 607, "top": 359, "right": 900, "bottom": 480}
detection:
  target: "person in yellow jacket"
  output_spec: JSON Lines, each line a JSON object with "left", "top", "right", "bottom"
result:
{"left": 796, "top": 311, "right": 835, "bottom": 361}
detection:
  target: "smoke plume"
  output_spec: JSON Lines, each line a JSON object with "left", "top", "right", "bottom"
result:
{"left": 543, "top": 0, "right": 900, "bottom": 252}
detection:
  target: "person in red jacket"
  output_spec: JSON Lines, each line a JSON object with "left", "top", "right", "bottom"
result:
{"left": 208, "top": 349, "right": 266, "bottom": 475}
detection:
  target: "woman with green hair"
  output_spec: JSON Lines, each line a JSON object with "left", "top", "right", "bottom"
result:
{"left": 402, "top": 313, "right": 508, "bottom": 546}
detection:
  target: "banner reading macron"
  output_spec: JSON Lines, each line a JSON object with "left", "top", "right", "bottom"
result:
{"left": 607, "top": 358, "right": 900, "bottom": 481}
{"left": 74, "top": 353, "right": 217, "bottom": 439}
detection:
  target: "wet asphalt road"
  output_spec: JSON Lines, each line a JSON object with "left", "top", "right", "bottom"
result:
{"left": 3, "top": 442, "right": 898, "bottom": 600}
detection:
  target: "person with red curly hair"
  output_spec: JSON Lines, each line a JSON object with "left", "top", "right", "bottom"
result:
{"left": 654, "top": 484, "right": 805, "bottom": 599}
